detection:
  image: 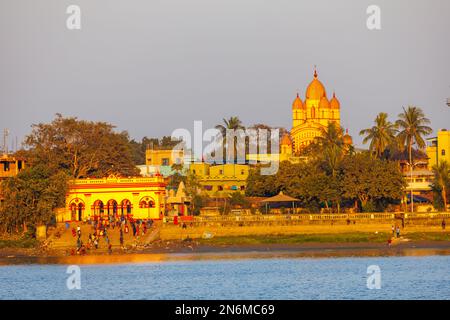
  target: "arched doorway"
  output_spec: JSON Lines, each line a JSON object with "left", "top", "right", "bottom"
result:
{"left": 70, "top": 203, "right": 77, "bottom": 221}
{"left": 77, "top": 203, "right": 84, "bottom": 221}
{"left": 92, "top": 200, "right": 104, "bottom": 217}
{"left": 69, "top": 199, "right": 85, "bottom": 221}
{"left": 107, "top": 199, "right": 118, "bottom": 217}
{"left": 121, "top": 199, "right": 132, "bottom": 217}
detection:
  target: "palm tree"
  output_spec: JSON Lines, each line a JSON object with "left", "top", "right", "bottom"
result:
{"left": 395, "top": 106, "right": 433, "bottom": 212}
{"left": 215, "top": 116, "right": 245, "bottom": 163}
{"left": 314, "top": 122, "right": 345, "bottom": 213}
{"left": 359, "top": 112, "right": 397, "bottom": 158}
{"left": 432, "top": 161, "right": 450, "bottom": 212}
{"left": 314, "top": 123, "right": 346, "bottom": 175}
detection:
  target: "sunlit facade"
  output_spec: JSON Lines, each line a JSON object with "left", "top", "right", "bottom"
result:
{"left": 58, "top": 176, "right": 167, "bottom": 222}
{"left": 290, "top": 69, "right": 341, "bottom": 153}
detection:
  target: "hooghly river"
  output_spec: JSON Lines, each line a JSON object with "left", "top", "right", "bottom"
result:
{"left": 0, "top": 254, "right": 449, "bottom": 299}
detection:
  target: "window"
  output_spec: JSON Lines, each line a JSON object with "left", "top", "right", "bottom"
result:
{"left": 218, "top": 185, "right": 224, "bottom": 191}
{"left": 162, "top": 158, "right": 170, "bottom": 166}
{"left": 219, "top": 170, "right": 223, "bottom": 175}
{"left": 241, "top": 170, "right": 245, "bottom": 175}
{"left": 3, "top": 162, "right": 9, "bottom": 172}
{"left": 240, "top": 185, "right": 245, "bottom": 191}
{"left": 442, "top": 149, "right": 446, "bottom": 156}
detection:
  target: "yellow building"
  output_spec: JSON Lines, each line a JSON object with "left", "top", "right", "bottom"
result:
{"left": 427, "top": 129, "right": 450, "bottom": 169}
{"left": 291, "top": 68, "right": 341, "bottom": 153}
{"left": 144, "top": 148, "right": 184, "bottom": 176}
{"left": 146, "top": 149, "right": 184, "bottom": 166}
{"left": 246, "top": 133, "right": 306, "bottom": 164}
{"left": 189, "top": 163, "right": 249, "bottom": 197}
{"left": 0, "top": 154, "right": 26, "bottom": 202}
{"left": 58, "top": 175, "right": 167, "bottom": 222}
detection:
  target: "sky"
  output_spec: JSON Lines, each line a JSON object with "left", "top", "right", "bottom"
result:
{"left": 1, "top": 0, "right": 449, "bottom": 150}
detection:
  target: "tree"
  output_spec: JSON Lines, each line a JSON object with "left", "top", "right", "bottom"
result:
{"left": 245, "top": 166, "right": 278, "bottom": 197}
{"left": 229, "top": 192, "right": 250, "bottom": 208}
{"left": 313, "top": 122, "right": 345, "bottom": 177}
{"left": 215, "top": 116, "right": 245, "bottom": 163}
{"left": 396, "top": 106, "right": 432, "bottom": 212}
{"left": 167, "top": 163, "right": 187, "bottom": 190}
{"left": 360, "top": 112, "right": 397, "bottom": 158}
{"left": 432, "top": 161, "right": 450, "bottom": 212}
{"left": 24, "top": 114, "right": 140, "bottom": 178}
{"left": 340, "top": 153, "right": 406, "bottom": 212}
{"left": 0, "top": 164, "right": 68, "bottom": 233}
{"left": 190, "top": 195, "right": 205, "bottom": 216}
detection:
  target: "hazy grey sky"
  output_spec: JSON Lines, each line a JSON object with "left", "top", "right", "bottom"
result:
{"left": 1, "top": 0, "right": 449, "bottom": 149}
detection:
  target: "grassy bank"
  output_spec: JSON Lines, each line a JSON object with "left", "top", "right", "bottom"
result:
{"left": 197, "top": 231, "right": 450, "bottom": 246}
{"left": 198, "top": 232, "right": 390, "bottom": 245}
{"left": 0, "top": 238, "right": 38, "bottom": 249}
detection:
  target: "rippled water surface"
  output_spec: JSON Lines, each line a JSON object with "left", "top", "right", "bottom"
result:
{"left": 1, "top": 255, "right": 449, "bottom": 299}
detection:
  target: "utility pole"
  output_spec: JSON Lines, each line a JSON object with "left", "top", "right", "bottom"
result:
{"left": 2, "top": 128, "right": 9, "bottom": 155}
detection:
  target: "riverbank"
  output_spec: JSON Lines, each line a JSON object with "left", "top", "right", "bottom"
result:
{"left": 1, "top": 231, "right": 450, "bottom": 265}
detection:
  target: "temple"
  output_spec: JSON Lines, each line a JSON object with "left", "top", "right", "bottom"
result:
{"left": 290, "top": 68, "right": 342, "bottom": 153}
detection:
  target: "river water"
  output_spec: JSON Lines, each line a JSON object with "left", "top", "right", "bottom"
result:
{"left": 0, "top": 254, "right": 449, "bottom": 299}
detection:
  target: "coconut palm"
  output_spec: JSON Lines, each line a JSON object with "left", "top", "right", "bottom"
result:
{"left": 359, "top": 112, "right": 397, "bottom": 158}
{"left": 395, "top": 106, "right": 433, "bottom": 212}
{"left": 314, "top": 122, "right": 346, "bottom": 178}
{"left": 215, "top": 116, "right": 245, "bottom": 163}
{"left": 432, "top": 161, "right": 450, "bottom": 212}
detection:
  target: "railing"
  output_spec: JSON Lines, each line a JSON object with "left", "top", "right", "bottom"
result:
{"left": 189, "top": 212, "right": 450, "bottom": 224}
{"left": 71, "top": 177, "right": 165, "bottom": 185}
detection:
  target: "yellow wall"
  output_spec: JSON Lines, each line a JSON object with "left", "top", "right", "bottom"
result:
{"left": 427, "top": 130, "right": 450, "bottom": 169}
{"left": 59, "top": 176, "right": 167, "bottom": 222}
{"left": 188, "top": 163, "right": 249, "bottom": 197}
{"left": 145, "top": 149, "right": 184, "bottom": 166}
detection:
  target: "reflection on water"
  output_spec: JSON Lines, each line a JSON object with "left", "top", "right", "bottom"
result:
{"left": 2, "top": 247, "right": 450, "bottom": 266}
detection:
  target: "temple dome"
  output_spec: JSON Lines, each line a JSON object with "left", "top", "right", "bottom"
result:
{"left": 343, "top": 129, "right": 353, "bottom": 145}
{"left": 281, "top": 133, "right": 292, "bottom": 146}
{"left": 330, "top": 92, "right": 340, "bottom": 109}
{"left": 292, "top": 93, "right": 304, "bottom": 109}
{"left": 319, "top": 96, "right": 330, "bottom": 109}
{"left": 306, "top": 70, "right": 327, "bottom": 100}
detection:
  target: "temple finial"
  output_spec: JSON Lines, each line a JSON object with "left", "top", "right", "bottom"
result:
{"left": 314, "top": 65, "right": 317, "bottom": 78}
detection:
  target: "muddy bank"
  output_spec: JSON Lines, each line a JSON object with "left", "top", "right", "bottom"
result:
{"left": 1, "top": 239, "right": 450, "bottom": 265}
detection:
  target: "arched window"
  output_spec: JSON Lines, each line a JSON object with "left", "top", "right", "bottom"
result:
{"left": 139, "top": 197, "right": 155, "bottom": 208}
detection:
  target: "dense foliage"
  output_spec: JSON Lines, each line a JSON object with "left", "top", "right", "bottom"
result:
{"left": 246, "top": 153, "right": 406, "bottom": 213}
{"left": 0, "top": 164, "right": 68, "bottom": 232}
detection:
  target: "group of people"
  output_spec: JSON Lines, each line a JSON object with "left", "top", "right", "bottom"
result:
{"left": 68, "top": 215, "right": 154, "bottom": 255}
